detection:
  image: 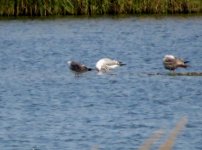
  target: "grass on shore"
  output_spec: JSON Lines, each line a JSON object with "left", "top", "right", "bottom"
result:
{"left": 0, "top": 0, "right": 202, "bottom": 16}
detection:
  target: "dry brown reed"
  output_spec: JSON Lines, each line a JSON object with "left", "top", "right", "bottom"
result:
{"left": 91, "top": 145, "right": 99, "bottom": 150}
{"left": 138, "top": 130, "right": 164, "bottom": 150}
{"left": 138, "top": 116, "right": 188, "bottom": 150}
{"left": 158, "top": 116, "right": 188, "bottom": 150}
{"left": 90, "top": 116, "right": 188, "bottom": 150}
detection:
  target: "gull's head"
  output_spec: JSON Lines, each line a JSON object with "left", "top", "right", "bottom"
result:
{"left": 96, "top": 63, "right": 102, "bottom": 71}
{"left": 67, "top": 61, "right": 72, "bottom": 65}
{"left": 95, "top": 59, "right": 103, "bottom": 71}
{"left": 164, "top": 55, "right": 175, "bottom": 59}
{"left": 163, "top": 55, "right": 175, "bottom": 61}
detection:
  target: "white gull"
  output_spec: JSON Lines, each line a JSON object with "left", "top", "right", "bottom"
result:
{"left": 96, "top": 58, "right": 126, "bottom": 72}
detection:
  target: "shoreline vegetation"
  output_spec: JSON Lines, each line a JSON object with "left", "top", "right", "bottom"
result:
{"left": 0, "top": 0, "right": 202, "bottom": 17}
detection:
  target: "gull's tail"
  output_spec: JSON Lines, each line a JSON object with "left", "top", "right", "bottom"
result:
{"left": 119, "top": 62, "right": 126, "bottom": 66}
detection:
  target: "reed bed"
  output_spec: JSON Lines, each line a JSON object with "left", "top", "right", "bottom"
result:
{"left": 0, "top": 0, "right": 202, "bottom": 16}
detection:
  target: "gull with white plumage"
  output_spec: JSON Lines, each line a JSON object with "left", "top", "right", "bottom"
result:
{"left": 96, "top": 58, "right": 126, "bottom": 72}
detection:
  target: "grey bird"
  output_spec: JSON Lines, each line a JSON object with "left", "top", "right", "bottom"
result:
{"left": 67, "top": 61, "right": 92, "bottom": 74}
{"left": 163, "top": 55, "right": 189, "bottom": 71}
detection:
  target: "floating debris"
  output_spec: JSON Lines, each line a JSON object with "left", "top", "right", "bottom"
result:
{"left": 168, "top": 72, "right": 202, "bottom": 76}
{"left": 146, "top": 72, "right": 202, "bottom": 76}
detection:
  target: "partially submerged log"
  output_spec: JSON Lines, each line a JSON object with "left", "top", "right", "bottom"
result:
{"left": 168, "top": 72, "right": 202, "bottom": 76}
{"left": 146, "top": 72, "right": 202, "bottom": 76}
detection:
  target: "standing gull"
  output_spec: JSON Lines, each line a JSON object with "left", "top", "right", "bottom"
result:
{"left": 163, "top": 55, "right": 189, "bottom": 71}
{"left": 96, "top": 58, "right": 126, "bottom": 72}
{"left": 67, "top": 61, "right": 92, "bottom": 74}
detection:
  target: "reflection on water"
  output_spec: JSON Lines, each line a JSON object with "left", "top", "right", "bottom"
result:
{"left": 0, "top": 16, "right": 202, "bottom": 150}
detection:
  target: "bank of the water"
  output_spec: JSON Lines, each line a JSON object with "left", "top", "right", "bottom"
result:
{"left": 0, "top": 0, "right": 202, "bottom": 17}
{"left": 1, "top": 13, "right": 201, "bottom": 22}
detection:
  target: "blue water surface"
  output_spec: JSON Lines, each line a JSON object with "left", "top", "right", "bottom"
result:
{"left": 0, "top": 16, "right": 202, "bottom": 150}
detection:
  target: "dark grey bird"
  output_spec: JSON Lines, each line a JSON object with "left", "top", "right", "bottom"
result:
{"left": 67, "top": 61, "right": 92, "bottom": 74}
{"left": 163, "top": 55, "right": 189, "bottom": 71}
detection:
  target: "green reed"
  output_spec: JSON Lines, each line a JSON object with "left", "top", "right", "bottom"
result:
{"left": 0, "top": 0, "right": 202, "bottom": 16}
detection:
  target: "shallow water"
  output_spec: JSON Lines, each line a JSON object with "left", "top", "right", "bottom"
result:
{"left": 0, "top": 16, "right": 202, "bottom": 150}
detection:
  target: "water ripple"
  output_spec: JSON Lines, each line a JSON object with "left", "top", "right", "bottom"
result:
{"left": 0, "top": 16, "right": 202, "bottom": 150}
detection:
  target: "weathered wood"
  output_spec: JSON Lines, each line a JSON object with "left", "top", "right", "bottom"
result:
{"left": 168, "top": 72, "right": 202, "bottom": 76}
{"left": 146, "top": 72, "right": 202, "bottom": 76}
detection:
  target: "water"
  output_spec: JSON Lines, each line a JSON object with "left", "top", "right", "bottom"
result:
{"left": 0, "top": 16, "right": 202, "bottom": 150}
